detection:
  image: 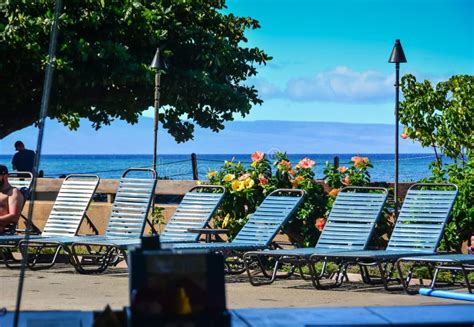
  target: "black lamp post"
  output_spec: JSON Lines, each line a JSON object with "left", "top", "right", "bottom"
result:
{"left": 150, "top": 48, "right": 166, "bottom": 171}
{"left": 388, "top": 39, "right": 407, "bottom": 218}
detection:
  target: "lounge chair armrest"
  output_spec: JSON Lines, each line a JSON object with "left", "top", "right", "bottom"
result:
{"left": 187, "top": 228, "right": 229, "bottom": 243}
{"left": 187, "top": 228, "right": 229, "bottom": 235}
{"left": 15, "top": 228, "right": 41, "bottom": 235}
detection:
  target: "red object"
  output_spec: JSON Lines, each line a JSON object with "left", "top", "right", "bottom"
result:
{"left": 315, "top": 218, "right": 326, "bottom": 231}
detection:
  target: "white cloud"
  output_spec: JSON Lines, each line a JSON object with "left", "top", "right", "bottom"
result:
{"left": 249, "top": 78, "right": 283, "bottom": 98}
{"left": 253, "top": 66, "right": 397, "bottom": 103}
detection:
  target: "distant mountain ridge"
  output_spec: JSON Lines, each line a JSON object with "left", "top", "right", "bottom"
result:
{"left": 0, "top": 118, "right": 428, "bottom": 155}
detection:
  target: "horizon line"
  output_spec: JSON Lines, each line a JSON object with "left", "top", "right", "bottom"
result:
{"left": 139, "top": 117, "right": 403, "bottom": 126}
{"left": 0, "top": 152, "right": 435, "bottom": 156}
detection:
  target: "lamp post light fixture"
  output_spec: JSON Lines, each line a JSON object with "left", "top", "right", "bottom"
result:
{"left": 150, "top": 48, "right": 166, "bottom": 171}
{"left": 388, "top": 39, "right": 407, "bottom": 218}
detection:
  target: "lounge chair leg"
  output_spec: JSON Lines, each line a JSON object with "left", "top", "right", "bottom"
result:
{"left": 2, "top": 247, "right": 22, "bottom": 269}
{"left": 460, "top": 264, "right": 472, "bottom": 294}
{"left": 342, "top": 263, "right": 350, "bottom": 282}
{"left": 377, "top": 261, "right": 401, "bottom": 292}
{"left": 27, "top": 244, "right": 62, "bottom": 270}
{"left": 430, "top": 267, "right": 440, "bottom": 289}
{"left": 319, "top": 259, "right": 334, "bottom": 280}
{"left": 245, "top": 254, "right": 279, "bottom": 286}
{"left": 77, "top": 245, "right": 118, "bottom": 274}
{"left": 377, "top": 261, "right": 390, "bottom": 291}
{"left": 296, "top": 258, "right": 312, "bottom": 281}
{"left": 317, "top": 259, "right": 327, "bottom": 280}
{"left": 359, "top": 264, "right": 370, "bottom": 284}
{"left": 385, "top": 262, "right": 398, "bottom": 282}
{"left": 269, "top": 258, "right": 282, "bottom": 283}
{"left": 359, "top": 263, "right": 384, "bottom": 285}
{"left": 244, "top": 254, "right": 259, "bottom": 286}
{"left": 427, "top": 263, "right": 435, "bottom": 281}
{"left": 68, "top": 244, "right": 84, "bottom": 273}
{"left": 397, "top": 259, "right": 417, "bottom": 295}
{"left": 29, "top": 245, "right": 42, "bottom": 267}
{"left": 334, "top": 263, "right": 348, "bottom": 287}
{"left": 332, "top": 263, "right": 342, "bottom": 287}
{"left": 256, "top": 256, "right": 274, "bottom": 279}
{"left": 308, "top": 259, "right": 324, "bottom": 289}
{"left": 69, "top": 244, "right": 109, "bottom": 274}
{"left": 98, "top": 246, "right": 118, "bottom": 273}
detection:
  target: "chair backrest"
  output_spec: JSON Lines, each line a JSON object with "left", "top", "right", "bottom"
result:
{"left": 315, "top": 187, "right": 388, "bottom": 251}
{"left": 160, "top": 185, "right": 225, "bottom": 242}
{"left": 387, "top": 183, "right": 458, "bottom": 253}
{"left": 42, "top": 175, "right": 100, "bottom": 237}
{"left": 105, "top": 168, "right": 157, "bottom": 238}
{"left": 232, "top": 189, "right": 305, "bottom": 246}
{"left": 8, "top": 171, "right": 33, "bottom": 198}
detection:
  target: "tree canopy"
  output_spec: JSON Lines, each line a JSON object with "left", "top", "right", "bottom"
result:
{"left": 0, "top": 0, "right": 271, "bottom": 141}
{"left": 400, "top": 74, "right": 473, "bottom": 163}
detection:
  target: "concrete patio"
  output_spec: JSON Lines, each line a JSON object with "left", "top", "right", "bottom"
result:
{"left": 0, "top": 265, "right": 468, "bottom": 312}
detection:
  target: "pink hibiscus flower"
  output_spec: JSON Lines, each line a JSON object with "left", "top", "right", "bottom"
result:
{"left": 238, "top": 173, "right": 251, "bottom": 181}
{"left": 337, "top": 166, "right": 348, "bottom": 173}
{"left": 296, "top": 157, "right": 316, "bottom": 169}
{"left": 251, "top": 151, "right": 265, "bottom": 162}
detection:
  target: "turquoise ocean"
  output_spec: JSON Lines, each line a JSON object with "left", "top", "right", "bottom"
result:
{"left": 0, "top": 153, "right": 439, "bottom": 182}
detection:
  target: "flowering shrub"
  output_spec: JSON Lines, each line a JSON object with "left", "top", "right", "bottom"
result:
{"left": 271, "top": 152, "right": 327, "bottom": 247}
{"left": 207, "top": 155, "right": 272, "bottom": 238}
{"left": 207, "top": 151, "right": 326, "bottom": 246}
{"left": 323, "top": 156, "right": 372, "bottom": 189}
{"left": 207, "top": 154, "right": 396, "bottom": 248}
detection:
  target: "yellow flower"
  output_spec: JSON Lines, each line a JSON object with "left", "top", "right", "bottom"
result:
{"left": 251, "top": 161, "right": 258, "bottom": 168}
{"left": 232, "top": 180, "right": 245, "bottom": 191}
{"left": 223, "top": 174, "right": 235, "bottom": 182}
{"left": 222, "top": 214, "right": 231, "bottom": 228}
{"left": 244, "top": 178, "right": 255, "bottom": 189}
{"left": 207, "top": 171, "right": 218, "bottom": 178}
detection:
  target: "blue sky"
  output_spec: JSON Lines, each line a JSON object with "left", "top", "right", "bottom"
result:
{"left": 3, "top": 0, "right": 473, "bottom": 155}
{"left": 145, "top": 0, "right": 473, "bottom": 123}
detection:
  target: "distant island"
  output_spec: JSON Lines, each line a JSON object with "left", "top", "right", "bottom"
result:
{"left": 0, "top": 117, "right": 428, "bottom": 155}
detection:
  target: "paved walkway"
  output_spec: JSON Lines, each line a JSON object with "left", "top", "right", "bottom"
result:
{"left": 0, "top": 265, "right": 468, "bottom": 311}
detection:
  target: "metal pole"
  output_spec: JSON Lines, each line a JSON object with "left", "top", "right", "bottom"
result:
{"left": 13, "top": 0, "right": 62, "bottom": 325}
{"left": 191, "top": 153, "right": 199, "bottom": 180}
{"left": 153, "top": 71, "right": 161, "bottom": 171}
{"left": 333, "top": 156, "right": 340, "bottom": 169}
{"left": 394, "top": 62, "right": 400, "bottom": 218}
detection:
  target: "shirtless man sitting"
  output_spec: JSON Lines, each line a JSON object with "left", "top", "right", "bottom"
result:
{"left": 0, "top": 165, "right": 24, "bottom": 234}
